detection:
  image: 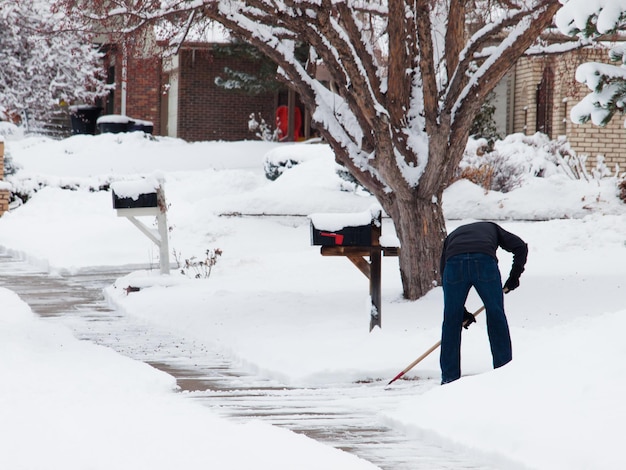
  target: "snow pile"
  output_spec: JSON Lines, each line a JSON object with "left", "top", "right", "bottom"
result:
{"left": 388, "top": 307, "right": 626, "bottom": 469}
{"left": 0, "top": 289, "right": 378, "bottom": 470}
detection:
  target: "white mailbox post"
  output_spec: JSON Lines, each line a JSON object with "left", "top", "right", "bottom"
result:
{"left": 111, "top": 178, "right": 170, "bottom": 274}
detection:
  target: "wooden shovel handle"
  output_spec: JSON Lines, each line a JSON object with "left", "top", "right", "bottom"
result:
{"left": 387, "top": 288, "right": 510, "bottom": 385}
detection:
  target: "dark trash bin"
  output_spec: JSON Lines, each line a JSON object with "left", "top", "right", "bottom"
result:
{"left": 129, "top": 119, "right": 154, "bottom": 134}
{"left": 69, "top": 105, "right": 102, "bottom": 135}
{"left": 97, "top": 115, "right": 133, "bottom": 134}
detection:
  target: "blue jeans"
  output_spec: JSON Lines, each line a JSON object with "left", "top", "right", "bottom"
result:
{"left": 440, "top": 253, "right": 512, "bottom": 384}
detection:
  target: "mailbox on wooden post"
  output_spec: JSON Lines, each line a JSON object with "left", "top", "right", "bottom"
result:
{"left": 111, "top": 178, "right": 170, "bottom": 274}
{"left": 309, "top": 206, "right": 399, "bottom": 331}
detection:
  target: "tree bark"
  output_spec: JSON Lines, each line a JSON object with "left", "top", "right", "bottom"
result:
{"left": 378, "top": 191, "right": 446, "bottom": 300}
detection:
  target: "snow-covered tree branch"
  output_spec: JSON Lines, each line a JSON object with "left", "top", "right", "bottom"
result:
{"left": 57, "top": 0, "right": 566, "bottom": 301}
{"left": 0, "top": 1, "right": 109, "bottom": 123}
{"left": 556, "top": 0, "right": 626, "bottom": 126}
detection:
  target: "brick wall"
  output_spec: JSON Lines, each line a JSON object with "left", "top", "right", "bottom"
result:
{"left": 0, "top": 141, "right": 9, "bottom": 216}
{"left": 176, "top": 47, "right": 277, "bottom": 141}
{"left": 105, "top": 49, "right": 163, "bottom": 135}
{"left": 106, "top": 42, "right": 295, "bottom": 141}
{"left": 511, "top": 58, "right": 543, "bottom": 135}
{"left": 513, "top": 49, "right": 626, "bottom": 171}
{"left": 125, "top": 56, "right": 163, "bottom": 134}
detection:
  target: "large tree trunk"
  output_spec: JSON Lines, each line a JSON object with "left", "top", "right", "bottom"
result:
{"left": 378, "top": 191, "right": 447, "bottom": 300}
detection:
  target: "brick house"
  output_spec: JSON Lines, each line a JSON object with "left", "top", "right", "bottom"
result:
{"left": 491, "top": 47, "right": 626, "bottom": 171}
{"left": 99, "top": 41, "right": 302, "bottom": 142}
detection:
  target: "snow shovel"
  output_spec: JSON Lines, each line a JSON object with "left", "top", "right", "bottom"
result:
{"left": 386, "top": 288, "right": 509, "bottom": 386}
{"left": 386, "top": 305, "right": 485, "bottom": 386}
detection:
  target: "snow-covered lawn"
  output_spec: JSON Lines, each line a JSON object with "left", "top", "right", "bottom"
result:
{"left": 0, "top": 130, "right": 625, "bottom": 469}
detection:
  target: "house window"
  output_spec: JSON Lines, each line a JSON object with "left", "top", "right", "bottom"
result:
{"left": 536, "top": 66, "right": 554, "bottom": 137}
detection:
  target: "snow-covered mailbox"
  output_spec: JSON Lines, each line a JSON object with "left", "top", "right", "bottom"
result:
{"left": 111, "top": 177, "right": 170, "bottom": 274}
{"left": 309, "top": 206, "right": 399, "bottom": 331}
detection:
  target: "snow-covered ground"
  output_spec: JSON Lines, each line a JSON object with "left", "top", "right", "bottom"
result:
{"left": 0, "top": 128, "right": 625, "bottom": 469}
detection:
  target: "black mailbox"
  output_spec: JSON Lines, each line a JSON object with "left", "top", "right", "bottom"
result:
{"left": 309, "top": 207, "right": 390, "bottom": 331}
{"left": 112, "top": 190, "right": 158, "bottom": 209}
{"left": 310, "top": 209, "right": 381, "bottom": 247}
{"left": 311, "top": 223, "right": 372, "bottom": 246}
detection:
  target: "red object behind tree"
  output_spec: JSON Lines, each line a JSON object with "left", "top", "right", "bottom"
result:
{"left": 276, "top": 105, "right": 301, "bottom": 141}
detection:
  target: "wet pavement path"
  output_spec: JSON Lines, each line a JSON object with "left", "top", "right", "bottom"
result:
{"left": 0, "top": 252, "right": 495, "bottom": 470}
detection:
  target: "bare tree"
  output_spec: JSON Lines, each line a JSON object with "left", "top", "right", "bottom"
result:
{"left": 57, "top": 0, "right": 564, "bottom": 300}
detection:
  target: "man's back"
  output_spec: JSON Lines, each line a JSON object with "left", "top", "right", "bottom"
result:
{"left": 440, "top": 222, "right": 527, "bottom": 276}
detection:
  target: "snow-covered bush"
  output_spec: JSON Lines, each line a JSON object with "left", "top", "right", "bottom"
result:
{"left": 248, "top": 113, "right": 278, "bottom": 142}
{"left": 0, "top": 122, "right": 23, "bottom": 178}
{"left": 5, "top": 174, "right": 113, "bottom": 208}
{"left": 458, "top": 133, "right": 600, "bottom": 193}
{"left": 264, "top": 156, "right": 302, "bottom": 181}
{"left": 0, "top": 122, "right": 24, "bottom": 141}
{"left": 262, "top": 139, "right": 326, "bottom": 180}
{"left": 335, "top": 164, "right": 371, "bottom": 194}
{"left": 458, "top": 137, "right": 524, "bottom": 193}
{"left": 175, "top": 249, "right": 222, "bottom": 279}
{"left": 262, "top": 140, "right": 371, "bottom": 193}
{"left": 619, "top": 178, "right": 626, "bottom": 204}
{"left": 3, "top": 150, "right": 20, "bottom": 178}
{"left": 469, "top": 92, "right": 501, "bottom": 149}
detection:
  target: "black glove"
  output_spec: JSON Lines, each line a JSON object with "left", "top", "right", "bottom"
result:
{"left": 503, "top": 275, "right": 520, "bottom": 291}
{"left": 462, "top": 308, "right": 476, "bottom": 329}
{"left": 504, "top": 265, "right": 523, "bottom": 291}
